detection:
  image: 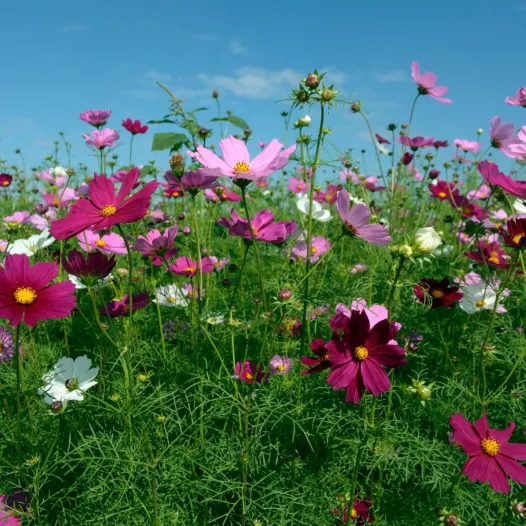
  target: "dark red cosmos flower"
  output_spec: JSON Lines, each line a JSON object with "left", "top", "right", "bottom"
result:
{"left": 375, "top": 132, "right": 390, "bottom": 145}
{"left": 429, "top": 180, "right": 458, "bottom": 201}
{"left": 450, "top": 194, "right": 489, "bottom": 220}
{"left": 301, "top": 338, "right": 331, "bottom": 375}
{"left": 401, "top": 152, "right": 413, "bottom": 165}
{"left": 450, "top": 413, "right": 526, "bottom": 494}
{"left": 0, "top": 254, "right": 76, "bottom": 327}
{"left": 0, "top": 173, "right": 13, "bottom": 188}
{"left": 433, "top": 140, "right": 449, "bottom": 148}
{"left": 50, "top": 168, "right": 158, "bottom": 240}
{"left": 501, "top": 218, "right": 526, "bottom": 248}
{"left": 465, "top": 241, "right": 509, "bottom": 269}
{"left": 100, "top": 292, "right": 150, "bottom": 318}
{"left": 62, "top": 249, "right": 116, "bottom": 286}
{"left": 325, "top": 309, "right": 406, "bottom": 404}
{"left": 399, "top": 135, "right": 434, "bottom": 151}
{"left": 428, "top": 169, "right": 440, "bottom": 180}
{"left": 478, "top": 160, "right": 526, "bottom": 198}
{"left": 414, "top": 278, "right": 463, "bottom": 309}
{"left": 332, "top": 495, "right": 374, "bottom": 525}
{"left": 122, "top": 118, "right": 148, "bottom": 135}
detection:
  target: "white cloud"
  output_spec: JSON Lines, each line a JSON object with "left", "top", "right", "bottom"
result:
{"left": 374, "top": 69, "right": 410, "bottom": 83}
{"left": 63, "top": 24, "right": 88, "bottom": 33}
{"left": 229, "top": 39, "right": 247, "bottom": 55}
{"left": 143, "top": 71, "right": 174, "bottom": 83}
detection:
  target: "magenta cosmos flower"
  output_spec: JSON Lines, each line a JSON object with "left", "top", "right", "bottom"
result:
{"left": 478, "top": 161, "right": 526, "bottom": 198}
{"left": 0, "top": 173, "right": 12, "bottom": 188}
{"left": 336, "top": 190, "right": 391, "bottom": 245}
{"left": 429, "top": 180, "right": 459, "bottom": 201}
{"left": 218, "top": 208, "right": 297, "bottom": 244}
{"left": 505, "top": 87, "right": 526, "bottom": 108}
{"left": 100, "top": 292, "right": 150, "bottom": 318}
{"left": 325, "top": 308, "right": 406, "bottom": 403}
{"left": 83, "top": 128, "right": 120, "bottom": 150}
{"left": 411, "top": 61, "right": 452, "bottom": 103}
{"left": 450, "top": 413, "right": 526, "bottom": 494}
{"left": 42, "top": 188, "right": 78, "bottom": 209}
{"left": 204, "top": 186, "right": 242, "bottom": 203}
{"left": 454, "top": 139, "right": 481, "bottom": 153}
{"left": 122, "top": 118, "right": 148, "bottom": 135}
{"left": 189, "top": 136, "right": 296, "bottom": 181}
{"left": 234, "top": 360, "right": 267, "bottom": 384}
{"left": 50, "top": 168, "right": 158, "bottom": 240}
{"left": 80, "top": 109, "right": 111, "bottom": 127}
{"left": 314, "top": 183, "right": 341, "bottom": 204}
{"left": 287, "top": 177, "right": 310, "bottom": 194}
{"left": 301, "top": 338, "right": 331, "bottom": 375}
{"left": 0, "top": 254, "right": 76, "bottom": 327}
{"left": 168, "top": 256, "right": 215, "bottom": 277}
{"left": 179, "top": 171, "right": 219, "bottom": 194}
{"left": 399, "top": 135, "right": 435, "bottom": 150}
{"left": 134, "top": 226, "right": 178, "bottom": 265}
{"left": 291, "top": 236, "right": 331, "bottom": 263}
{"left": 375, "top": 133, "right": 390, "bottom": 144}
{"left": 465, "top": 240, "right": 509, "bottom": 269}
{"left": 77, "top": 230, "right": 126, "bottom": 255}
{"left": 490, "top": 116, "right": 522, "bottom": 158}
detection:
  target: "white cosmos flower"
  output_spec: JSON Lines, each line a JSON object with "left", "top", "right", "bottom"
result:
{"left": 414, "top": 227, "right": 442, "bottom": 254}
{"left": 37, "top": 355, "right": 98, "bottom": 405}
{"left": 207, "top": 314, "right": 225, "bottom": 325}
{"left": 377, "top": 142, "right": 390, "bottom": 155}
{"left": 69, "top": 274, "right": 113, "bottom": 290}
{"left": 459, "top": 281, "right": 500, "bottom": 315}
{"left": 153, "top": 284, "right": 189, "bottom": 307}
{"left": 51, "top": 166, "right": 68, "bottom": 178}
{"left": 299, "top": 115, "right": 311, "bottom": 126}
{"left": 7, "top": 229, "right": 54, "bottom": 257}
{"left": 513, "top": 199, "right": 526, "bottom": 215}
{"left": 296, "top": 196, "right": 332, "bottom": 222}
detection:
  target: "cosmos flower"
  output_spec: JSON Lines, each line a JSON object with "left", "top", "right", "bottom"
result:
{"left": 76, "top": 230, "right": 126, "bottom": 256}
{"left": 0, "top": 254, "right": 76, "bottom": 327}
{"left": 50, "top": 168, "right": 158, "bottom": 240}
{"left": 414, "top": 227, "right": 442, "bottom": 254}
{"left": 234, "top": 360, "right": 267, "bottom": 384}
{"left": 332, "top": 494, "right": 374, "bottom": 524}
{"left": 189, "top": 136, "right": 296, "bottom": 181}
{"left": 204, "top": 186, "right": 242, "bottom": 202}
{"left": 465, "top": 241, "right": 509, "bottom": 269}
{"left": 325, "top": 308, "right": 406, "bottom": 403}
{"left": 505, "top": 87, "right": 526, "bottom": 107}
{"left": 83, "top": 128, "right": 120, "bottom": 150}
{"left": 490, "top": 116, "right": 522, "bottom": 158}
{"left": 269, "top": 355, "right": 293, "bottom": 375}
{"left": 122, "top": 118, "right": 148, "bottom": 135}
{"left": 411, "top": 61, "right": 452, "bottom": 103}
{"left": 100, "top": 292, "right": 150, "bottom": 318}
{"left": 178, "top": 170, "right": 219, "bottom": 194}
{"left": 291, "top": 236, "right": 331, "bottom": 263}
{"left": 62, "top": 249, "right": 116, "bottom": 287}
{"left": 450, "top": 413, "right": 526, "bottom": 494}
{"left": 38, "top": 355, "right": 98, "bottom": 404}
{"left": 466, "top": 184, "right": 491, "bottom": 201}
{"left": 375, "top": 133, "right": 390, "bottom": 144}
{"left": 3, "top": 211, "right": 30, "bottom": 228}
{"left": 42, "top": 187, "right": 78, "bottom": 209}
{"left": 297, "top": 195, "right": 332, "bottom": 222}
{"left": 433, "top": 140, "right": 449, "bottom": 148}
{"left": 0, "top": 173, "right": 13, "bottom": 188}
{"left": 153, "top": 284, "right": 190, "bottom": 307}
{"left": 7, "top": 229, "right": 54, "bottom": 257}
{"left": 287, "top": 177, "right": 310, "bottom": 194}
{"left": 336, "top": 190, "right": 391, "bottom": 245}
{"left": 399, "top": 135, "right": 435, "bottom": 150}
{"left": 454, "top": 139, "right": 481, "bottom": 153}
{"left": 478, "top": 160, "right": 526, "bottom": 198}
{"left": 79, "top": 109, "right": 111, "bottom": 127}
{"left": 501, "top": 218, "right": 526, "bottom": 249}
{"left": 313, "top": 184, "right": 341, "bottom": 204}
{"left": 134, "top": 226, "right": 178, "bottom": 265}
{"left": 413, "top": 278, "right": 462, "bottom": 309}
{"left": 459, "top": 280, "right": 503, "bottom": 314}
{"left": 301, "top": 338, "right": 331, "bottom": 375}
{"left": 350, "top": 263, "right": 368, "bottom": 274}
{"left": 35, "top": 167, "right": 68, "bottom": 187}
{"left": 168, "top": 256, "right": 215, "bottom": 277}
{"left": 0, "top": 326, "right": 18, "bottom": 364}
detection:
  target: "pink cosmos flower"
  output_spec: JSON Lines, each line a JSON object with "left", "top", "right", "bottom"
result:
{"left": 100, "top": 292, "right": 150, "bottom": 318}
{"left": 287, "top": 177, "right": 310, "bottom": 194}
{"left": 35, "top": 169, "right": 67, "bottom": 187}
{"left": 466, "top": 184, "right": 491, "bottom": 201}
{"left": 134, "top": 226, "right": 178, "bottom": 265}
{"left": 168, "top": 256, "right": 215, "bottom": 277}
{"left": 490, "top": 116, "right": 522, "bottom": 158}
{"left": 0, "top": 254, "right": 76, "bottom": 327}
{"left": 210, "top": 256, "right": 230, "bottom": 271}
{"left": 375, "top": 133, "right": 391, "bottom": 144}
{"left": 450, "top": 195, "right": 489, "bottom": 221}
{"left": 29, "top": 208, "right": 57, "bottom": 231}
{"left": 50, "top": 168, "right": 158, "bottom": 240}
{"left": 77, "top": 230, "right": 126, "bottom": 255}
{"left": 291, "top": 236, "right": 331, "bottom": 263}
{"left": 255, "top": 178, "right": 269, "bottom": 189}
{"left": 325, "top": 308, "right": 406, "bottom": 403}
{"left": 505, "top": 87, "right": 526, "bottom": 107}
{"left": 313, "top": 184, "right": 341, "bottom": 204}
{"left": 42, "top": 188, "right": 78, "bottom": 209}
{"left": 83, "top": 128, "right": 120, "bottom": 150}
{"left": 301, "top": 338, "right": 331, "bottom": 375}
{"left": 218, "top": 209, "right": 297, "bottom": 244}
{"left": 80, "top": 109, "right": 111, "bottom": 127}
{"left": 4, "top": 211, "right": 30, "bottom": 227}
{"left": 398, "top": 135, "right": 435, "bottom": 150}
{"left": 109, "top": 169, "right": 140, "bottom": 187}
{"left": 450, "top": 413, "right": 526, "bottom": 494}
{"left": 296, "top": 165, "right": 313, "bottom": 179}
{"left": 478, "top": 161, "right": 526, "bottom": 198}
{"left": 329, "top": 299, "right": 400, "bottom": 334}
{"left": 269, "top": 355, "right": 293, "bottom": 375}
{"left": 189, "top": 136, "right": 296, "bottom": 181}
{"left": 234, "top": 360, "right": 267, "bottom": 384}
{"left": 0, "top": 494, "right": 20, "bottom": 525}
{"left": 336, "top": 190, "right": 391, "bottom": 245}
{"left": 350, "top": 173, "right": 381, "bottom": 191}
{"left": 204, "top": 186, "right": 242, "bottom": 202}
{"left": 122, "top": 118, "right": 148, "bottom": 135}
{"left": 179, "top": 171, "right": 219, "bottom": 193}
{"left": 411, "top": 61, "right": 452, "bottom": 103}
{"left": 350, "top": 263, "right": 368, "bottom": 273}
{"left": 509, "top": 126, "right": 526, "bottom": 159}
{"left": 454, "top": 139, "right": 481, "bottom": 153}
{"left": 433, "top": 140, "right": 449, "bottom": 148}
{"left": 465, "top": 240, "right": 509, "bottom": 269}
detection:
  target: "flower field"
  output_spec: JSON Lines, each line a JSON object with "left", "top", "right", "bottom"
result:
{"left": 1, "top": 64, "right": 526, "bottom": 525}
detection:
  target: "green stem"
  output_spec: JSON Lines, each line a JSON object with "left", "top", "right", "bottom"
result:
{"left": 347, "top": 405, "right": 368, "bottom": 526}
{"left": 358, "top": 110, "right": 387, "bottom": 190}
{"left": 14, "top": 324, "right": 23, "bottom": 472}
{"left": 129, "top": 134, "right": 135, "bottom": 166}
{"left": 151, "top": 264, "right": 167, "bottom": 361}
{"left": 386, "top": 257, "right": 405, "bottom": 320}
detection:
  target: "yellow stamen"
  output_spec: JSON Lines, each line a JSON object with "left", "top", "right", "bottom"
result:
{"left": 513, "top": 233, "right": 524, "bottom": 245}
{"left": 2, "top": 181, "right": 9, "bottom": 187}
{"left": 350, "top": 508, "right": 358, "bottom": 519}
{"left": 276, "top": 364, "right": 285, "bottom": 372}
{"left": 311, "top": 247, "right": 318, "bottom": 254}
{"left": 171, "top": 191, "right": 180, "bottom": 197}
{"left": 245, "top": 372, "right": 253, "bottom": 380}
{"left": 251, "top": 226, "right": 258, "bottom": 236}
{"left": 95, "top": 239, "right": 106, "bottom": 248}
{"left": 233, "top": 161, "right": 250, "bottom": 173}
{"left": 475, "top": 300, "right": 486, "bottom": 308}
{"left": 354, "top": 346, "right": 369, "bottom": 361}
{"left": 101, "top": 205, "right": 117, "bottom": 217}
{"left": 481, "top": 438, "right": 500, "bottom": 456}
{"left": 53, "top": 197, "right": 60, "bottom": 206}
{"left": 431, "top": 289, "right": 445, "bottom": 299}
{"left": 167, "top": 296, "right": 176, "bottom": 303}
{"left": 488, "top": 256, "right": 500, "bottom": 265}
{"left": 184, "top": 266, "right": 197, "bottom": 274}
{"left": 14, "top": 287, "right": 37, "bottom": 305}
{"left": 438, "top": 191, "right": 447, "bottom": 198}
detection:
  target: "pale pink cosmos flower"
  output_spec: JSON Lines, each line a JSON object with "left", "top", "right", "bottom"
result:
{"left": 291, "top": 236, "right": 331, "bottom": 263}
{"left": 350, "top": 173, "right": 380, "bottom": 191}
{"left": 509, "top": 126, "right": 526, "bottom": 159}
{"left": 490, "top": 117, "right": 522, "bottom": 158}
{"left": 4, "top": 211, "right": 30, "bottom": 227}
{"left": 411, "top": 61, "right": 452, "bottom": 104}
{"left": 454, "top": 139, "right": 481, "bottom": 153}
{"left": 209, "top": 256, "right": 230, "bottom": 271}
{"left": 188, "top": 136, "right": 296, "bottom": 181}
{"left": 83, "top": 128, "right": 120, "bottom": 150}
{"left": 29, "top": 208, "right": 57, "bottom": 231}
{"left": 466, "top": 184, "right": 491, "bottom": 200}
{"left": 42, "top": 188, "right": 78, "bottom": 209}
{"left": 287, "top": 177, "right": 310, "bottom": 193}
{"left": 505, "top": 87, "right": 526, "bottom": 107}
{"left": 350, "top": 263, "right": 368, "bottom": 273}
{"left": 80, "top": 109, "right": 112, "bottom": 127}
{"left": 269, "top": 355, "right": 293, "bottom": 375}
{"left": 336, "top": 190, "right": 391, "bottom": 245}
{"left": 77, "top": 230, "right": 126, "bottom": 255}
{"left": 35, "top": 168, "right": 67, "bottom": 187}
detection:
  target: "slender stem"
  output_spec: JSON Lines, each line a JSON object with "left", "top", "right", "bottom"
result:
{"left": 14, "top": 324, "right": 22, "bottom": 470}
{"left": 215, "top": 98, "right": 224, "bottom": 138}
{"left": 117, "top": 224, "right": 134, "bottom": 329}
{"left": 386, "top": 257, "right": 405, "bottom": 320}
{"left": 190, "top": 195, "right": 204, "bottom": 308}
{"left": 151, "top": 264, "right": 167, "bottom": 361}
{"left": 229, "top": 245, "right": 250, "bottom": 308}
{"left": 88, "top": 289, "right": 119, "bottom": 347}
{"left": 241, "top": 400, "right": 250, "bottom": 526}
{"left": 129, "top": 134, "right": 135, "bottom": 166}
{"left": 358, "top": 110, "right": 387, "bottom": 190}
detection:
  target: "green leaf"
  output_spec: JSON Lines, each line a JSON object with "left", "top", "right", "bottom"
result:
{"left": 148, "top": 119, "right": 176, "bottom": 125}
{"left": 227, "top": 115, "right": 249, "bottom": 129}
{"left": 180, "top": 119, "right": 201, "bottom": 136}
{"left": 151, "top": 132, "right": 188, "bottom": 151}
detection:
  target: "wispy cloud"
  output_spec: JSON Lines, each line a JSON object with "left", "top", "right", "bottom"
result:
{"left": 374, "top": 69, "right": 410, "bottom": 83}
{"left": 63, "top": 24, "right": 88, "bottom": 33}
{"left": 229, "top": 39, "right": 247, "bottom": 55}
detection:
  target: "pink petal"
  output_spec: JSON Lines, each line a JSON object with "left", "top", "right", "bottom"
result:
{"left": 220, "top": 136, "right": 249, "bottom": 168}
{"left": 473, "top": 413, "right": 490, "bottom": 438}
{"left": 367, "top": 345, "right": 406, "bottom": 368}
{"left": 116, "top": 167, "right": 140, "bottom": 204}
{"left": 360, "top": 359, "right": 390, "bottom": 396}
{"left": 489, "top": 422, "right": 515, "bottom": 445}
{"left": 496, "top": 455, "right": 526, "bottom": 485}
{"left": 418, "top": 71, "right": 438, "bottom": 89}
{"left": 111, "top": 181, "right": 158, "bottom": 225}
{"left": 89, "top": 174, "right": 115, "bottom": 208}
{"left": 356, "top": 224, "right": 391, "bottom": 245}
{"left": 0, "top": 303, "right": 24, "bottom": 326}
{"left": 50, "top": 200, "right": 102, "bottom": 240}
{"left": 22, "top": 281, "right": 76, "bottom": 327}
{"left": 347, "top": 204, "right": 371, "bottom": 228}
{"left": 27, "top": 262, "right": 59, "bottom": 291}
{"left": 500, "top": 442, "right": 526, "bottom": 461}
{"left": 450, "top": 414, "right": 483, "bottom": 455}
{"left": 249, "top": 139, "right": 282, "bottom": 172}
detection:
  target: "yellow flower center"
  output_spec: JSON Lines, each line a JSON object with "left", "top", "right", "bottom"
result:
{"left": 184, "top": 266, "right": 197, "bottom": 273}
{"left": 221, "top": 192, "right": 228, "bottom": 200}
{"left": 172, "top": 190, "right": 180, "bottom": 197}
{"left": 354, "top": 345, "right": 369, "bottom": 361}
{"left": 101, "top": 205, "right": 117, "bottom": 217}
{"left": 350, "top": 508, "right": 358, "bottom": 519}
{"left": 462, "top": 206, "right": 471, "bottom": 214}
{"left": 2, "top": 180, "right": 9, "bottom": 186}
{"left": 481, "top": 438, "right": 500, "bottom": 456}
{"left": 251, "top": 226, "right": 258, "bottom": 236}
{"left": 167, "top": 296, "right": 176, "bottom": 303}
{"left": 245, "top": 372, "right": 253, "bottom": 380}
{"left": 488, "top": 256, "right": 500, "bottom": 265}
{"left": 513, "top": 233, "right": 524, "bottom": 245}
{"left": 431, "top": 289, "right": 445, "bottom": 299}
{"left": 475, "top": 300, "right": 486, "bottom": 308}
{"left": 233, "top": 161, "right": 250, "bottom": 173}
{"left": 14, "top": 287, "right": 37, "bottom": 305}
{"left": 7, "top": 222, "right": 19, "bottom": 228}
{"left": 489, "top": 251, "right": 499, "bottom": 257}
{"left": 311, "top": 247, "right": 318, "bottom": 254}
{"left": 276, "top": 364, "right": 285, "bottom": 372}
{"left": 53, "top": 197, "right": 60, "bottom": 206}
{"left": 438, "top": 191, "right": 447, "bottom": 198}
{"left": 95, "top": 239, "right": 106, "bottom": 247}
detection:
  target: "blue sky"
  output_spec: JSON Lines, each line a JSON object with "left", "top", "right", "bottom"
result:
{"left": 1, "top": 0, "right": 525, "bottom": 175}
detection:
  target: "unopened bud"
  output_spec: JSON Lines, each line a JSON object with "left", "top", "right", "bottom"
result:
{"left": 321, "top": 88, "right": 336, "bottom": 101}
{"left": 350, "top": 101, "right": 361, "bottom": 113}
{"left": 51, "top": 401, "right": 63, "bottom": 414}
{"left": 278, "top": 289, "right": 292, "bottom": 301}
{"left": 305, "top": 73, "right": 319, "bottom": 88}
{"left": 212, "top": 90, "right": 219, "bottom": 98}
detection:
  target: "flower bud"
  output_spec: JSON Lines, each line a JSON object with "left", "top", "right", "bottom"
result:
{"left": 110, "top": 393, "right": 120, "bottom": 402}
{"left": 350, "top": 101, "right": 361, "bottom": 113}
{"left": 445, "top": 514, "right": 459, "bottom": 526}
{"left": 51, "top": 401, "right": 64, "bottom": 414}
{"left": 178, "top": 213, "right": 185, "bottom": 220}
{"left": 278, "top": 289, "right": 292, "bottom": 301}
{"left": 402, "top": 152, "right": 413, "bottom": 166}
{"left": 137, "top": 373, "right": 148, "bottom": 382}
{"left": 243, "top": 128, "right": 252, "bottom": 137}
{"left": 425, "top": 153, "right": 433, "bottom": 161}
{"left": 305, "top": 73, "right": 319, "bottom": 88}
{"left": 399, "top": 245, "right": 413, "bottom": 258}
{"left": 387, "top": 123, "right": 397, "bottom": 131}
{"left": 513, "top": 502, "right": 525, "bottom": 515}
{"left": 321, "top": 88, "right": 336, "bottom": 101}
{"left": 476, "top": 128, "right": 483, "bottom": 135}
{"left": 428, "top": 169, "right": 440, "bottom": 180}
{"left": 299, "top": 115, "right": 311, "bottom": 126}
